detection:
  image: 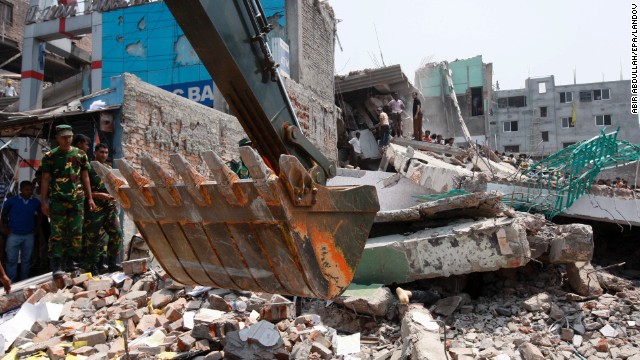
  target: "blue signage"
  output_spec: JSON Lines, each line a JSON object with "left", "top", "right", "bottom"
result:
{"left": 159, "top": 80, "right": 215, "bottom": 107}
{"left": 101, "top": 1, "right": 286, "bottom": 107}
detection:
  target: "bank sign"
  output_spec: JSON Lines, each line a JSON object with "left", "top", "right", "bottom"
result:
{"left": 159, "top": 80, "right": 215, "bottom": 107}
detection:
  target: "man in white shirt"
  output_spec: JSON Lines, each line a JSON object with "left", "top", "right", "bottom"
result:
{"left": 348, "top": 132, "right": 363, "bottom": 167}
{"left": 3, "top": 80, "right": 17, "bottom": 97}
{"left": 387, "top": 93, "right": 405, "bottom": 138}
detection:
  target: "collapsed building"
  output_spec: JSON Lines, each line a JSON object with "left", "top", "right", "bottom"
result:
{"left": 0, "top": 1, "right": 639, "bottom": 359}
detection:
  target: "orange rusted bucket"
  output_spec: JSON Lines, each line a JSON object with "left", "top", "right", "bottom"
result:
{"left": 94, "top": 148, "right": 378, "bottom": 299}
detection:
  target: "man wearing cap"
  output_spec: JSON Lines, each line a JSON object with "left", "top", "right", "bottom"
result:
{"left": 40, "top": 125, "right": 95, "bottom": 278}
{"left": 81, "top": 143, "right": 123, "bottom": 275}
{"left": 3, "top": 80, "right": 17, "bottom": 97}
{"left": 228, "top": 138, "right": 251, "bottom": 179}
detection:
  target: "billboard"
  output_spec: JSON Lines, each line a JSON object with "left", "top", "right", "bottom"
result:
{"left": 102, "top": 1, "right": 287, "bottom": 107}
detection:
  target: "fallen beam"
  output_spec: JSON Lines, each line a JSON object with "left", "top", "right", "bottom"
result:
{"left": 374, "top": 191, "right": 504, "bottom": 223}
{"left": 391, "top": 137, "right": 468, "bottom": 157}
{"left": 354, "top": 216, "right": 531, "bottom": 284}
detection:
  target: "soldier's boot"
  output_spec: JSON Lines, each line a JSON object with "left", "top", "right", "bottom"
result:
{"left": 50, "top": 258, "right": 65, "bottom": 279}
{"left": 107, "top": 256, "right": 123, "bottom": 272}
{"left": 88, "top": 265, "right": 101, "bottom": 277}
{"left": 98, "top": 256, "right": 109, "bottom": 274}
{"left": 64, "top": 257, "right": 79, "bottom": 273}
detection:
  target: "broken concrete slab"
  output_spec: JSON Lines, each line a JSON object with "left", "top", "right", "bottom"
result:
{"left": 333, "top": 284, "right": 392, "bottom": 317}
{"left": 375, "top": 191, "right": 505, "bottom": 223}
{"left": 385, "top": 144, "right": 476, "bottom": 193}
{"left": 566, "top": 262, "right": 604, "bottom": 296}
{"left": 328, "top": 168, "right": 431, "bottom": 212}
{"left": 400, "top": 305, "right": 446, "bottom": 360}
{"left": 548, "top": 224, "right": 594, "bottom": 264}
{"left": 354, "top": 216, "right": 530, "bottom": 284}
{"left": 390, "top": 137, "right": 468, "bottom": 157}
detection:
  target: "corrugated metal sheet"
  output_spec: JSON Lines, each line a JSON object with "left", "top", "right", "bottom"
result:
{"left": 0, "top": 105, "right": 121, "bottom": 137}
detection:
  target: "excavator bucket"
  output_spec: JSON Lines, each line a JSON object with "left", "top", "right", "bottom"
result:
{"left": 93, "top": 149, "right": 379, "bottom": 299}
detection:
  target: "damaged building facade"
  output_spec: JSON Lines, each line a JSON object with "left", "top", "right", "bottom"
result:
{"left": 414, "top": 55, "right": 494, "bottom": 145}
{"left": 0, "top": 1, "right": 639, "bottom": 359}
{"left": 334, "top": 65, "right": 420, "bottom": 165}
{"left": 491, "top": 76, "right": 639, "bottom": 156}
{"left": 2, "top": 0, "right": 340, "bottom": 178}
{"left": 1, "top": 0, "right": 342, "bottom": 249}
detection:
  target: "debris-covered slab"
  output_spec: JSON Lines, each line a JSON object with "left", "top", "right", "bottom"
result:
{"left": 374, "top": 191, "right": 506, "bottom": 223}
{"left": 355, "top": 216, "right": 531, "bottom": 284}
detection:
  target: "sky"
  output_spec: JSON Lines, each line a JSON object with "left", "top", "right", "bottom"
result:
{"left": 329, "top": 0, "right": 635, "bottom": 90}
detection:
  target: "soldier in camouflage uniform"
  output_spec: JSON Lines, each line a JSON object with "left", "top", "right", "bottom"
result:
{"left": 228, "top": 138, "right": 251, "bottom": 179}
{"left": 40, "top": 125, "right": 95, "bottom": 279}
{"left": 81, "top": 143, "right": 123, "bottom": 275}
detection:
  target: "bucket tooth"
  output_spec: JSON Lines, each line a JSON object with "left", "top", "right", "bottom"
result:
{"left": 169, "top": 154, "right": 208, "bottom": 206}
{"left": 279, "top": 155, "right": 316, "bottom": 206}
{"left": 201, "top": 150, "right": 246, "bottom": 206}
{"left": 239, "top": 146, "right": 279, "bottom": 205}
{"left": 91, "top": 161, "right": 129, "bottom": 208}
{"left": 141, "top": 157, "right": 182, "bottom": 207}
{"left": 113, "top": 159, "right": 154, "bottom": 207}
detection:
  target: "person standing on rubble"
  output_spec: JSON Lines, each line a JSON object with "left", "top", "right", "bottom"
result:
{"left": 0, "top": 181, "right": 41, "bottom": 282}
{"left": 348, "top": 132, "right": 363, "bottom": 167}
{"left": 388, "top": 93, "right": 405, "bottom": 138}
{"left": 411, "top": 92, "right": 423, "bottom": 141}
{"left": 81, "top": 143, "right": 123, "bottom": 275}
{"left": 40, "top": 125, "right": 95, "bottom": 279}
{"left": 377, "top": 107, "right": 390, "bottom": 147}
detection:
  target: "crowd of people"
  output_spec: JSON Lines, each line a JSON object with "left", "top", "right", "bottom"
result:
{"left": 0, "top": 125, "right": 123, "bottom": 292}
{"left": 495, "top": 152, "right": 535, "bottom": 170}
{"left": 373, "top": 92, "right": 455, "bottom": 148}
{"left": 595, "top": 177, "right": 636, "bottom": 190}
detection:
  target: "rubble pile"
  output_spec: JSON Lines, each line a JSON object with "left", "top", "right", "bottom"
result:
{"left": 0, "top": 255, "right": 638, "bottom": 359}
{"left": 396, "top": 264, "right": 640, "bottom": 360}
{"left": 0, "top": 259, "right": 403, "bottom": 360}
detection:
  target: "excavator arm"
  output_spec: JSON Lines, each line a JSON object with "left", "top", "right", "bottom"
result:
{"left": 93, "top": 0, "right": 379, "bottom": 299}
{"left": 164, "top": 0, "right": 334, "bottom": 185}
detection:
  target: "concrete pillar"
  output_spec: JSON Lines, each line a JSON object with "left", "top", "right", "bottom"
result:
{"left": 285, "top": 0, "right": 301, "bottom": 83}
{"left": 21, "top": 0, "right": 44, "bottom": 111}
{"left": 19, "top": 34, "right": 45, "bottom": 111}
{"left": 90, "top": 11, "right": 103, "bottom": 92}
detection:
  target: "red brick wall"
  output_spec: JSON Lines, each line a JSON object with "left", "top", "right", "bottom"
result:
{"left": 0, "top": 0, "right": 28, "bottom": 46}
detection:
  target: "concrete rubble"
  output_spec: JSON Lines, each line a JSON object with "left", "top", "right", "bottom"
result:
{"left": 0, "top": 112, "right": 637, "bottom": 360}
{"left": 0, "top": 255, "right": 636, "bottom": 360}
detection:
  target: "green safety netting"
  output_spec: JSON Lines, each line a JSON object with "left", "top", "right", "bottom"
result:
{"left": 504, "top": 129, "right": 640, "bottom": 219}
{"left": 413, "top": 189, "right": 468, "bottom": 202}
